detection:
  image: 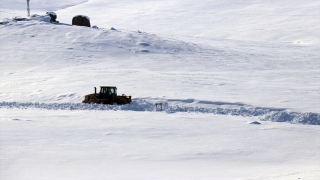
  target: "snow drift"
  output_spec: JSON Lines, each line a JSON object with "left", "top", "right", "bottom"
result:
{"left": 1, "top": 100, "right": 319, "bottom": 125}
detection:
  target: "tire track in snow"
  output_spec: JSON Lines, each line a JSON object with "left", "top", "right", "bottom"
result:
{"left": 0, "top": 100, "right": 319, "bottom": 125}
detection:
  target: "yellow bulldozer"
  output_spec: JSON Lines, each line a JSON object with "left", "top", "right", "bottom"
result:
{"left": 82, "top": 86, "right": 131, "bottom": 105}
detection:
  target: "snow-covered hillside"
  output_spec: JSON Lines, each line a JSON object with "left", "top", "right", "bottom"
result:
{"left": 1, "top": 15, "right": 319, "bottom": 113}
{"left": 1, "top": 0, "right": 320, "bottom": 179}
{"left": 2, "top": 0, "right": 319, "bottom": 45}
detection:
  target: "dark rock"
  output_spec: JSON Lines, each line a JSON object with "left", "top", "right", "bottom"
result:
{"left": 139, "top": 42, "right": 150, "bottom": 46}
{"left": 46, "top": 12, "right": 57, "bottom": 23}
{"left": 140, "top": 49, "right": 149, "bottom": 53}
{"left": 72, "top": 15, "right": 91, "bottom": 27}
{"left": 249, "top": 121, "right": 261, "bottom": 125}
{"left": 13, "top": 17, "right": 27, "bottom": 21}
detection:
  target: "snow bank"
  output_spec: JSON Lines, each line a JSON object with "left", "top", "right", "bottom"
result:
{"left": 0, "top": 14, "right": 52, "bottom": 23}
{"left": 1, "top": 100, "right": 319, "bottom": 125}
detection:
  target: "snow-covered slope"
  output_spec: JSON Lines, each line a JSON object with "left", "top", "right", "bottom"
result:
{"left": 1, "top": 15, "right": 319, "bottom": 113}
{"left": 2, "top": 0, "right": 319, "bottom": 45}
{"left": 1, "top": 1, "right": 320, "bottom": 179}
{"left": 55, "top": 0, "right": 320, "bottom": 45}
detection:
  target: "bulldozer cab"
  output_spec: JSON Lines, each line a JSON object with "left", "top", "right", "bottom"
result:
{"left": 98, "top": 86, "right": 117, "bottom": 99}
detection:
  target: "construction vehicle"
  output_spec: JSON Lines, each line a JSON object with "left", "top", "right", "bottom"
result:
{"left": 82, "top": 86, "right": 131, "bottom": 105}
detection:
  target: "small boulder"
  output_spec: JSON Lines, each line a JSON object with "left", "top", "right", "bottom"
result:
{"left": 72, "top": 15, "right": 91, "bottom": 27}
{"left": 139, "top": 42, "right": 150, "bottom": 46}
{"left": 249, "top": 121, "right": 261, "bottom": 125}
{"left": 13, "top": 17, "right": 27, "bottom": 21}
{"left": 46, "top": 12, "right": 58, "bottom": 23}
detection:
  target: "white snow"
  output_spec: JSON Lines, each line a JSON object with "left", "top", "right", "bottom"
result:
{"left": 46, "top": 12, "right": 56, "bottom": 16}
{"left": 0, "top": 0, "right": 320, "bottom": 179}
{"left": 1, "top": 109, "right": 320, "bottom": 179}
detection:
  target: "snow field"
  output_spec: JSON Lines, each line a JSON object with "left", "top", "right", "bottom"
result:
{"left": 0, "top": 17, "right": 319, "bottom": 112}
{"left": 1, "top": 0, "right": 320, "bottom": 179}
{"left": 55, "top": 0, "right": 320, "bottom": 45}
{"left": 1, "top": 109, "right": 320, "bottom": 180}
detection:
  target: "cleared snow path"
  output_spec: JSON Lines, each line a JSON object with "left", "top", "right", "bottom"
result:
{"left": 1, "top": 100, "right": 319, "bottom": 125}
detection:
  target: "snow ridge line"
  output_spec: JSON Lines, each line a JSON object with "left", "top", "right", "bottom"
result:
{"left": 1, "top": 100, "right": 319, "bottom": 125}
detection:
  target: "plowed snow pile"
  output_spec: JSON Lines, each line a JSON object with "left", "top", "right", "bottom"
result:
{"left": 1, "top": 100, "right": 320, "bottom": 125}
